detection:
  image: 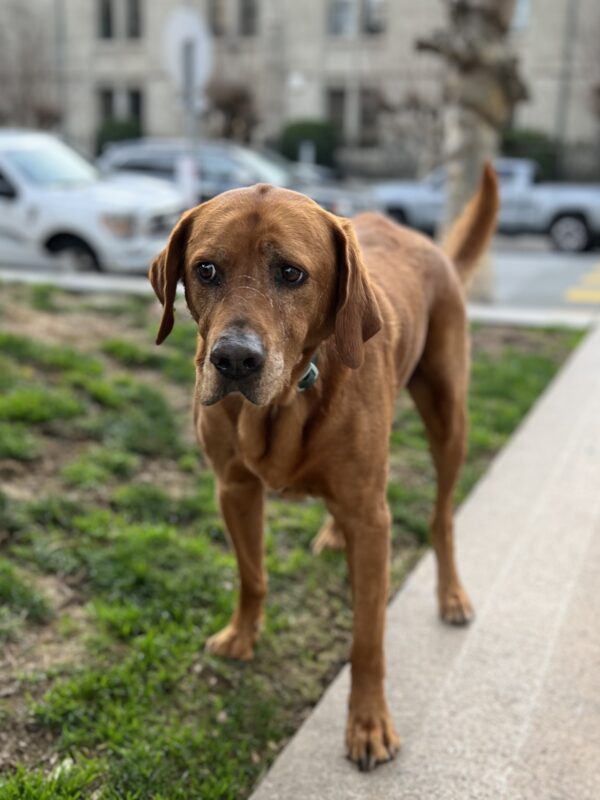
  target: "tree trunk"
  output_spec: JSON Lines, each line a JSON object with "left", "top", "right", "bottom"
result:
{"left": 417, "top": 0, "right": 528, "bottom": 302}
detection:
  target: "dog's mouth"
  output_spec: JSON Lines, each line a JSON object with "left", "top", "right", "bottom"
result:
{"left": 196, "top": 351, "right": 286, "bottom": 407}
{"left": 199, "top": 374, "right": 265, "bottom": 406}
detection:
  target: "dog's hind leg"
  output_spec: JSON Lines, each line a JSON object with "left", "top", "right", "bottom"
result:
{"left": 312, "top": 516, "right": 346, "bottom": 554}
{"left": 408, "top": 353, "right": 474, "bottom": 626}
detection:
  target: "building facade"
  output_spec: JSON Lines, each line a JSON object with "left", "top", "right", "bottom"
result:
{"left": 31, "top": 0, "right": 600, "bottom": 174}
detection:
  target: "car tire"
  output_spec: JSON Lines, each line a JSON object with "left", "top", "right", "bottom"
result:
{"left": 388, "top": 208, "right": 407, "bottom": 225}
{"left": 549, "top": 214, "right": 592, "bottom": 253}
{"left": 46, "top": 236, "right": 101, "bottom": 272}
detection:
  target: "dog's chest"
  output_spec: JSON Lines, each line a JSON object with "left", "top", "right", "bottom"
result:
{"left": 235, "top": 401, "right": 322, "bottom": 496}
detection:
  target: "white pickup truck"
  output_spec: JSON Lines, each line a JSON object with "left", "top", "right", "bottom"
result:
{"left": 0, "top": 131, "right": 185, "bottom": 272}
{"left": 373, "top": 158, "right": 600, "bottom": 252}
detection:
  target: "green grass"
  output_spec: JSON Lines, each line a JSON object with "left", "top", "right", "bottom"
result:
{"left": 0, "top": 559, "right": 52, "bottom": 641}
{"left": 0, "top": 354, "right": 23, "bottom": 392}
{"left": 0, "top": 284, "right": 584, "bottom": 799}
{"left": 30, "top": 284, "right": 61, "bottom": 313}
{"left": 0, "top": 387, "right": 83, "bottom": 424}
{"left": 62, "top": 448, "right": 139, "bottom": 489}
{"left": 0, "top": 423, "right": 40, "bottom": 460}
{"left": 103, "top": 337, "right": 195, "bottom": 385}
{"left": 102, "top": 339, "right": 163, "bottom": 369}
{"left": 80, "top": 293, "right": 156, "bottom": 324}
{"left": 160, "top": 320, "right": 199, "bottom": 355}
{"left": 0, "top": 762, "right": 102, "bottom": 799}
{"left": 89, "top": 389, "right": 182, "bottom": 456}
{"left": 0, "top": 333, "right": 103, "bottom": 376}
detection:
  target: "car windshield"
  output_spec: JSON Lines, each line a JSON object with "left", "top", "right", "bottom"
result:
{"left": 234, "top": 149, "right": 291, "bottom": 186}
{"left": 4, "top": 140, "right": 97, "bottom": 187}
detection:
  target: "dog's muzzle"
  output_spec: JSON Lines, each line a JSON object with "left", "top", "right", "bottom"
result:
{"left": 209, "top": 329, "right": 265, "bottom": 383}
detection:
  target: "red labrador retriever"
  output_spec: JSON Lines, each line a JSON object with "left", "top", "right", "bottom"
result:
{"left": 149, "top": 165, "right": 499, "bottom": 770}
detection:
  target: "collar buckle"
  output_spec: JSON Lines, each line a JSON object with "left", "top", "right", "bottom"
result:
{"left": 297, "top": 359, "right": 319, "bottom": 392}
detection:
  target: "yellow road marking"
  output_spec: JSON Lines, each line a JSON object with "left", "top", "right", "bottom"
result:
{"left": 581, "top": 271, "right": 600, "bottom": 286}
{"left": 566, "top": 287, "right": 600, "bottom": 304}
{"left": 565, "top": 263, "right": 600, "bottom": 303}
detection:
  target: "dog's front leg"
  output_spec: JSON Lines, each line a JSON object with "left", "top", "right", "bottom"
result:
{"left": 332, "top": 496, "right": 401, "bottom": 771}
{"left": 206, "top": 463, "right": 266, "bottom": 661}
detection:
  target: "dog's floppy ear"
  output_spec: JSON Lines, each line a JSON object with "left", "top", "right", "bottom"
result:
{"left": 332, "top": 218, "right": 382, "bottom": 369}
{"left": 149, "top": 210, "right": 192, "bottom": 345}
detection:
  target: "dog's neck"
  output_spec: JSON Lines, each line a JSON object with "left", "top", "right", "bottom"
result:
{"left": 232, "top": 343, "right": 339, "bottom": 476}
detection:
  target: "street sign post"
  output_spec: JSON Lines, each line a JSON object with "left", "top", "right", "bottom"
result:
{"left": 164, "top": 7, "right": 214, "bottom": 207}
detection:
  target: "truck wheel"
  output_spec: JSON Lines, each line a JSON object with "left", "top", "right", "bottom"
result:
{"left": 549, "top": 215, "right": 591, "bottom": 253}
{"left": 388, "top": 208, "right": 407, "bottom": 225}
{"left": 46, "top": 235, "right": 101, "bottom": 272}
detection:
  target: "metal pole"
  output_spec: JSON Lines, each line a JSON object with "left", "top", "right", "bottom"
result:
{"left": 182, "top": 39, "right": 197, "bottom": 142}
{"left": 178, "top": 38, "right": 201, "bottom": 206}
{"left": 345, "top": 0, "right": 361, "bottom": 145}
{"left": 555, "top": 0, "right": 581, "bottom": 177}
{"left": 54, "top": 0, "right": 67, "bottom": 135}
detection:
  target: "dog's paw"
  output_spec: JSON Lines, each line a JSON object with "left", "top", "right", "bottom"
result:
{"left": 439, "top": 586, "right": 474, "bottom": 626}
{"left": 205, "top": 624, "right": 256, "bottom": 660}
{"left": 346, "top": 706, "right": 400, "bottom": 772}
{"left": 312, "top": 518, "right": 346, "bottom": 555}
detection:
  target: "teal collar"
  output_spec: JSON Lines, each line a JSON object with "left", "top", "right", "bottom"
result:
{"left": 297, "top": 355, "right": 319, "bottom": 392}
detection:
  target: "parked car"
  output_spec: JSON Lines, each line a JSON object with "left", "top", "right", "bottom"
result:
{"left": 0, "top": 130, "right": 185, "bottom": 272}
{"left": 373, "top": 158, "right": 600, "bottom": 252}
{"left": 97, "top": 138, "right": 378, "bottom": 217}
{"left": 0, "top": 228, "right": 59, "bottom": 271}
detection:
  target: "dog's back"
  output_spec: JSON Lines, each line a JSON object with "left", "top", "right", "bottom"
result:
{"left": 353, "top": 163, "right": 499, "bottom": 302}
{"left": 350, "top": 165, "right": 499, "bottom": 384}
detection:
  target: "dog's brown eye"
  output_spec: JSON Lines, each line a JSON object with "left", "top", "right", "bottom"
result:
{"left": 197, "top": 262, "right": 218, "bottom": 284}
{"left": 279, "top": 265, "right": 306, "bottom": 286}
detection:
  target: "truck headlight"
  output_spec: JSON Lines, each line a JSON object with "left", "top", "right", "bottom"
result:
{"left": 100, "top": 213, "right": 137, "bottom": 239}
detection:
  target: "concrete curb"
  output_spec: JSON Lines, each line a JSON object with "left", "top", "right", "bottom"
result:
{"left": 0, "top": 268, "right": 154, "bottom": 296}
{"left": 468, "top": 302, "right": 599, "bottom": 329}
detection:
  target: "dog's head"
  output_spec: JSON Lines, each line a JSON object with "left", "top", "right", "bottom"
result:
{"left": 149, "top": 184, "right": 382, "bottom": 406}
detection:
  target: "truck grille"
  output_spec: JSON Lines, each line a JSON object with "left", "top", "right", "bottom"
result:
{"left": 148, "top": 210, "right": 183, "bottom": 236}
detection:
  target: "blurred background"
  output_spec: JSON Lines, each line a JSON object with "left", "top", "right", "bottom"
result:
{"left": 4, "top": 0, "right": 598, "bottom": 179}
{"left": 1, "top": 0, "right": 599, "bottom": 301}
{"left": 0, "top": 6, "right": 599, "bottom": 794}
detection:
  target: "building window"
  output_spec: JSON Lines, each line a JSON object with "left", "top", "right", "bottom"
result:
{"left": 360, "top": 87, "right": 380, "bottom": 145}
{"left": 362, "top": 0, "right": 385, "bottom": 34}
{"left": 208, "top": 0, "right": 226, "bottom": 36}
{"left": 327, "top": 87, "right": 346, "bottom": 142}
{"left": 128, "top": 88, "right": 144, "bottom": 125}
{"left": 328, "top": 0, "right": 354, "bottom": 35}
{"left": 239, "top": 0, "right": 258, "bottom": 36}
{"left": 126, "top": 0, "right": 142, "bottom": 38}
{"left": 98, "top": 87, "right": 115, "bottom": 121}
{"left": 512, "top": 0, "right": 530, "bottom": 30}
{"left": 98, "top": 0, "right": 114, "bottom": 39}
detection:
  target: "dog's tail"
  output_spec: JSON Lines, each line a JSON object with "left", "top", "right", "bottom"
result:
{"left": 442, "top": 162, "right": 499, "bottom": 285}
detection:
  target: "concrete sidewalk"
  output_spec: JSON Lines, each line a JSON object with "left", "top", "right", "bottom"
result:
{"left": 251, "top": 325, "right": 600, "bottom": 800}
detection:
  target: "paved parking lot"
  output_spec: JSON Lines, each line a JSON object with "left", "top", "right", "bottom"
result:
{"left": 491, "top": 236, "right": 600, "bottom": 309}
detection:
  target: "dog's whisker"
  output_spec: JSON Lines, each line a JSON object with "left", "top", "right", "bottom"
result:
{"left": 228, "top": 286, "right": 274, "bottom": 306}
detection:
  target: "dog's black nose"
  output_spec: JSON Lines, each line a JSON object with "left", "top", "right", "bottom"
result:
{"left": 210, "top": 331, "right": 265, "bottom": 380}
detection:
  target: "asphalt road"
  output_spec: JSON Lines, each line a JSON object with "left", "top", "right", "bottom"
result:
{"left": 492, "top": 237, "right": 600, "bottom": 309}
{"left": 2, "top": 236, "right": 600, "bottom": 310}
